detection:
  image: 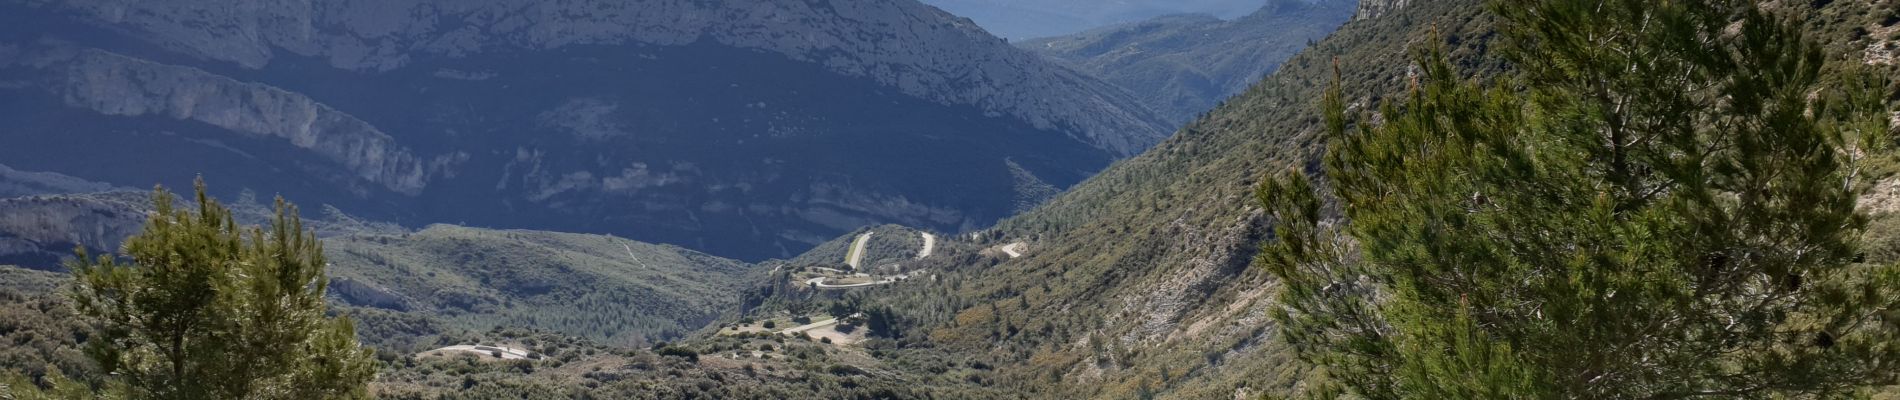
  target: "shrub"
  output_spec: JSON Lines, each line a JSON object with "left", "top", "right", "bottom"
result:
{"left": 826, "top": 364, "right": 865, "bottom": 376}
{"left": 657, "top": 346, "right": 700, "bottom": 362}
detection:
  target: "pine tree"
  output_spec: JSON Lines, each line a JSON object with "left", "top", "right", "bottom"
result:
{"left": 1258, "top": 0, "right": 1900, "bottom": 398}
{"left": 0, "top": 369, "right": 124, "bottom": 400}
{"left": 867, "top": 307, "right": 900, "bottom": 338}
{"left": 67, "top": 180, "right": 376, "bottom": 399}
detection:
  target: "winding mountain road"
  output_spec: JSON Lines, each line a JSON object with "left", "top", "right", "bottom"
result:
{"left": 780, "top": 317, "right": 840, "bottom": 336}
{"left": 430, "top": 345, "right": 534, "bottom": 360}
{"left": 805, "top": 276, "right": 893, "bottom": 289}
{"left": 999, "top": 242, "right": 1024, "bottom": 258}
{"left": 846, "top": 232, "right": 874, "bottom": 269}
{"left": 917, "top": 232, "right": 936, "bottom": 259}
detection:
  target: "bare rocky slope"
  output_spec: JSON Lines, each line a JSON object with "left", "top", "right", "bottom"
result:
{"left": 0, "top": 0, "right": 1170, "bottom": 260}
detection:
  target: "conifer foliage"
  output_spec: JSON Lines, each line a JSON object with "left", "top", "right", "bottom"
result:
{"left": 1258, "top": 0, "right": 1900, "bottom": 398}
{"left": 66, "top": 180, "right": 376, "bottom": 399}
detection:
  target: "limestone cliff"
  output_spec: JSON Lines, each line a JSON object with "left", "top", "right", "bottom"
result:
{"left": 15, "top": 46, "right": 438, "bottom": 195}
{"left": 0, "top": 0, "right": 1168, "bottom": 260}
{"left": 16, "top": 0, "right": 1168, "bottom": 155}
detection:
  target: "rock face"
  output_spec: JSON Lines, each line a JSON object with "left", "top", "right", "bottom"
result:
{"left": 1868, "top": 23, "right": 1897, "bottom": 66}
{"left": 1354, "top": 0, "right": 1415, "bottom": 20}
{"left": 11, "top": 0, "right": 1166, "bottom": 155}
{"left": 1022, "top": 0, "right": 1357, "bottom": 124}
{"left": 0, "top": 192, "right": 148, "bottom": 269}
{"left": 0, "top": 164, "right": 126, "bottom": 198}
{"left": 0, "top": 0, "right": 1171, "bottom": 260}
{"left": 328, "top": 277, "right": 411, "bottom": 311}
{"left": 19, "top": 48, "right": 441, "bottom": 195}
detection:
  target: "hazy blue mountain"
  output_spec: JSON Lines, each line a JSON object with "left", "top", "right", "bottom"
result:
{"left": 0, "top": 0, "right": 1171, "bottom": 260}
{"left": 919, "top": 0, "right": 1271, "bottom": 40}
{"left": 1021, "top": 0, "right": 1357, "bottom": 125}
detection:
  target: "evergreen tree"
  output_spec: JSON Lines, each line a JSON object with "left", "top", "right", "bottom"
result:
{"left": 1258, "top": 0, "right": 1900, "bottom": 398}
{"left": 0, "top": 369, "right": 123, "bottom": 400}
{"left": 866, "top": 307, "right": 900, "bottom": 338}
{"left": 67, "top": 180, "right": 376, "bottom": 399}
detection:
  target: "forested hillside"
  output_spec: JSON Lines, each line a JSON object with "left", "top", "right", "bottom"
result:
{"left": 776, "top": 0, "right": 1900, "bottom": 398}
{"left": 828, "top": 2, "right": 1501, "bottom": 397}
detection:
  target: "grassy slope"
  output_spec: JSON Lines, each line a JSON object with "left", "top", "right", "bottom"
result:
{"left": 324, "top": 225, "right": 759, "bottom": 348}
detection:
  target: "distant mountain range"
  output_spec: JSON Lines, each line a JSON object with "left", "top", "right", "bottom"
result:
{"left": 918, "top": 0, "right": 1271, "bottom": 40}
{"left": 0, "top": 0, "right": 1171, "bottom": 260}
{"left": 1021, "top": 0, "right": 1357, "bottom": 125}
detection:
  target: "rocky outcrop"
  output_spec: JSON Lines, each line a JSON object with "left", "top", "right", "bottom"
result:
{"left": 1355, "top": 0, "right": 1415, "bottom": 20}
{"left": 0, "top": 164, "right": 126, "bottom": 198}
{"left": 13, "top": 46, "right": 439, "bottom": 195}
{"left": 19, "top": 0, "right": 1168, "bottom": 155}
{"left": 1867, "top": 24, "right": 1897, "bottom": 66}
{"left": 0, "top": 192, "right": 147, "bottom": 269}
{"left": 1865, "top": 176, "right": 1900, "bottom": 215}
{"left": 1111, "top": 208, "right": 1265, "bottom": 343}
{"left": 329, "top": 277, "right": 412, "bottom": 311}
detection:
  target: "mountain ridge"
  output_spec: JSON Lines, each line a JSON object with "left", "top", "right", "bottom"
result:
{"left": 10, "top": 0, "right": 1169, "bottom": 155}
{"left": 1021, "top": 0, "right": 1357, "bottom": 124}
{"left": 918, "top": 0, "right": 1274, "bottom": 40}
{"left": 0, "top": 0, "right": 1174, "bottom": 260}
